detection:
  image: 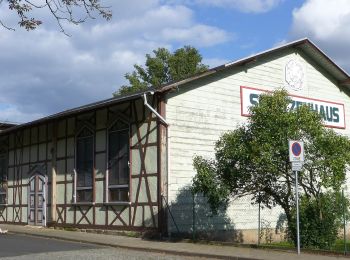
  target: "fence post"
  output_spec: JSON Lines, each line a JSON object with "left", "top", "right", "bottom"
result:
{"left": 192, "top": 192, "right": 196, "bottom": 241}
{"left": 258, "top": 201, "right": 261, "bottom": 245}
{"left": 343, "top": 189, "right": 347, "bottom": 255}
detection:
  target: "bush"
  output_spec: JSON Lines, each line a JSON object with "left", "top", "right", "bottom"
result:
{"left": 289, "top": 192, "right": 348, "bottom": 249}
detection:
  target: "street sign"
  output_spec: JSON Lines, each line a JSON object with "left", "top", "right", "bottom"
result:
{"left": 289, "top": 140, "right": 304, "bottom": 162}
{"left": 292, "top": 161, "right": 303, "bottom": 171}
{"left": 289, "top": 140, "right": 304, "bottom": 255}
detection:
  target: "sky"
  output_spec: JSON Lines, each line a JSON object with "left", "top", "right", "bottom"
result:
{"left": 0, "top": 0, "right": 350, "bottom": 123}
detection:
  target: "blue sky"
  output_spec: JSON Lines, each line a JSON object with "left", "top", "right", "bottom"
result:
{"left": 0, "top": 0, "right": 349, "bottom": 123}
{"left": 190, "top": 0, "right": 305, "bottom": 62}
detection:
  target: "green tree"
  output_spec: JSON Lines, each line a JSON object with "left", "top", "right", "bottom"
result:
{"left": 1, "top": 0, "right": 111, "bottom": 34}
{"left": 192, "top": 90, "right": 350, "bottom": 247}
{"left": 116, "top": 46, "right": 208, "bottom": 95}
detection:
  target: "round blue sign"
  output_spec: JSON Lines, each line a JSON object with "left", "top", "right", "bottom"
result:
{"left": 292, "top": 142, "right": 302, "bottom": 156}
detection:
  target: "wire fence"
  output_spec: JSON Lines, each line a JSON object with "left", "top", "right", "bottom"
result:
{"left": 165, "top": 187, "right": 350, "bottom": 255}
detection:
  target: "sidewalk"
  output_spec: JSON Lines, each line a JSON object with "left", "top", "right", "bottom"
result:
{"left": 0, "top": 224, "right": 348, "bottom": 260}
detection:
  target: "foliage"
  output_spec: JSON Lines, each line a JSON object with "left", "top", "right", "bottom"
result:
{"left": 116, "top": 46, "right": 208, "bottom": 95}
{"left": 192, "top": 89, "right": 350, "bottom": 247}
{"left": 1, "top": 0, "right": 112, "bottom": 34}
{"left": 290, "top": 192, "right": 349, "bottom": 249}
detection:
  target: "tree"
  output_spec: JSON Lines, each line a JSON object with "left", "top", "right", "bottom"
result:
{"left": 116, "top": 46, "right": 208, "bottom": 95}
{"left": 192, "top": 90, "right": 350, "bottom": 247}
{"left": 1, "top": 0, "right": 112, "bottom": 34}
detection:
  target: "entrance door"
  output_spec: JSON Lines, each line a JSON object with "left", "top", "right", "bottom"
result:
{"left": 28, "top": 174, "right": 46, "bottom": 226}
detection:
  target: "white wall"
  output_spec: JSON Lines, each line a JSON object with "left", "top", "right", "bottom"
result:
{"left": 165, "top": 48, "right": 350, "bottom": 240}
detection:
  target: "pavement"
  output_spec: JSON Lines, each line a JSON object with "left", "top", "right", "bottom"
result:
{"left": 0, "top": 224, "right": 349, "bottom": 260}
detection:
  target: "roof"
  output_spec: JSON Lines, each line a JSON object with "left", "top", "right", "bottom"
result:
{"left": 0, "top": 89, "right": 154, "bottom": 134}
{"left": 2, "top": 38, "right": 349, "bottom": 134}
{"left": 158, "top": 38, "right": 350, "bottom": 93}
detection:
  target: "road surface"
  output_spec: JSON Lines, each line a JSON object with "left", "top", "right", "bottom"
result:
{"left": 0, "top": 233, "right": 211, "bottom": 259}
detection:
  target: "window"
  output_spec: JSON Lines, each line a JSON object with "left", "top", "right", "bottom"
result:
{"left": 0, "top": 150, "right": 7, "bottom": 204}
{"left": 107, "top": 120, "right": 129, "bottom": 202}
{"left": 75, "top": 127, "right": 94, "bottom": 202}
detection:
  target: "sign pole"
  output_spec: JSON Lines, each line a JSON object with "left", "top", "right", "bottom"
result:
{"left": 295, "top": 170, "right": 300, "bottom": 255}
{"left": 289, "top": 140, "right": 304, "bottom": 255}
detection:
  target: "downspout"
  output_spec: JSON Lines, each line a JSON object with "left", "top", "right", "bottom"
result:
{"left": 143, "top": 91, "right": 170, "bottom": 236}
{"left": 142, "top": 92, "right": 169, "bottom": 126}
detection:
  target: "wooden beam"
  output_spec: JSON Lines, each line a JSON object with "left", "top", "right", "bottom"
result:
{"left": 340, "top": 79, "right": 350, "bottom": 85}
{"left": 51, "top": 121, "right": 58, "bottom": 223}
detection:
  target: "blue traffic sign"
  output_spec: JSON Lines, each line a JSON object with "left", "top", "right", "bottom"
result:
{"left": 292, "top": 142, "right": 302, "bottom": 156}
{"left": 289, "top": 140, "right": 304, "bottom": 162}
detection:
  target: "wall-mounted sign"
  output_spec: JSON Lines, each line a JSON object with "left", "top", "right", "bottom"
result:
{"left": 240, "top": 86, "right": 346, "bottom": 129}
{"left": 284, "top": 59, "right": 305, "bottom": 91}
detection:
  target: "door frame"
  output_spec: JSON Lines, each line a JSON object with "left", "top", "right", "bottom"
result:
{"left": 27, "top": 172, "right": 47, "bottom": 226}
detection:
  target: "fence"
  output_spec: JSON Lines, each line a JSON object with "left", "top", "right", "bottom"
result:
{"left": 164, "top": 187, "right": 350, "bottom": 255}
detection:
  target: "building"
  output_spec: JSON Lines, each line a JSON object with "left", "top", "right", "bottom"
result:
{"left": 0, "top": 38, "right": 350, "bottom": 242}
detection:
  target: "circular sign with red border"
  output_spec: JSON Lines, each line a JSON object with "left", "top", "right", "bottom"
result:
{"left": 291, "top": 142, "right": 302, "bottom": 156}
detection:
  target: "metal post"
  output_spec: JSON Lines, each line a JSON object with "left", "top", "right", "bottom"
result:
{"left": 343, "top": 189, "right": 347, "bottom": 255}
{"left": 192, "top": 193, "right": 196, "bottom": 241}
{"left": 295, "top": 170, "right": 300, "bottom": 255}
{"left": 258, "top": 200, "right": 261, "bottom": 245}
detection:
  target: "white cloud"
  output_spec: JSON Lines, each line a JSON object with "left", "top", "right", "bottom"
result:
{"left": 0, "top": 1, "right": 231, "bottom": 123}
{"left": 157, "top": 25, "right": 231, "bottom": 47}
{"left": 290, "top": 0, "right": 350, "bottom": 71}
{"left": 171, "top": 0, "right": 283, "bottom": 13}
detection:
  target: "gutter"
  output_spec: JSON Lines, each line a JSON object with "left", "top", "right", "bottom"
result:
{"left": 142, "top": 92, "right": 169, "bottom": 126}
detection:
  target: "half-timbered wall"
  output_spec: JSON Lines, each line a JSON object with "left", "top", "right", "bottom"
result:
{"left": 0, "top": 96, "right": 160, "bottom": 230}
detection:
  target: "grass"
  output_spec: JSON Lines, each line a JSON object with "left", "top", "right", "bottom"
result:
{"left": 260, "top": 239, "right": 350, "bottom": 254}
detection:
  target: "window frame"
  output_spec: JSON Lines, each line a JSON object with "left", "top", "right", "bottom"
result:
{"left": 105, "top": 119, "right": 130, "bottom": 204}
{"left": 73, "top": 126, "right": 95, "bottom": 204}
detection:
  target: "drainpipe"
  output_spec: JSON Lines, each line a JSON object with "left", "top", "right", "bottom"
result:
{"left": 143, "top": 91, "right": 170, "bottom": 236}
{"left": 142, "top": 92, "right": 169, "bottom": 126}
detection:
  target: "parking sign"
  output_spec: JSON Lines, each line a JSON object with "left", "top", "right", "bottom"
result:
{"left": 289, "top": 140, "right": 304, "bottom": 162}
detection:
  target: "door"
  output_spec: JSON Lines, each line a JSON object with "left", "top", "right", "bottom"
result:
{"left": 28, "top": 174, "right": 46, "bottom": 226}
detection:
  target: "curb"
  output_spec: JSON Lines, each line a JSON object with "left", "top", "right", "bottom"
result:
{"left": 7, "top": 230, "right": 263, "bottom": 260}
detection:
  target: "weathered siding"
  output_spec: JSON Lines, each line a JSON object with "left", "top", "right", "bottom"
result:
{"left": 165, "top": 48, "right": 350, "bottom": 242}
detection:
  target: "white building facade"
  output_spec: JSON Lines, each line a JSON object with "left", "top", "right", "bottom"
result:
{"left": 162, "top": 38, "right": 350, "bottom": 242}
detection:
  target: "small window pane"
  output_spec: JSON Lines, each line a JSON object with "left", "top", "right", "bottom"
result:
{"left": 77, "top": 189, "right": 93, "bottom": 202}
{"left": 0, "top": 194, "right": 6, "bottom": 204}
{"left": 109, "top": 188, "right": 128, "bottom": 202}
{"left": 0, "top": 184, "right": 7, "bottom": 193}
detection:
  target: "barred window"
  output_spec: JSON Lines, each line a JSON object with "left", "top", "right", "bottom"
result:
{"left": 107, "top": 121, "right": 129, "bottom": 202}
{"left": 75, "top": 127, "right": 94, "bottom": 202}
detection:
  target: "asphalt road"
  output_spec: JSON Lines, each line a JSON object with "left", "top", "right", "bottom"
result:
{"left": 0, "top": 233, "right": 99, "bottom": 258}
{"left": 0, "top": 234, "right": 210, "bottom": 259}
